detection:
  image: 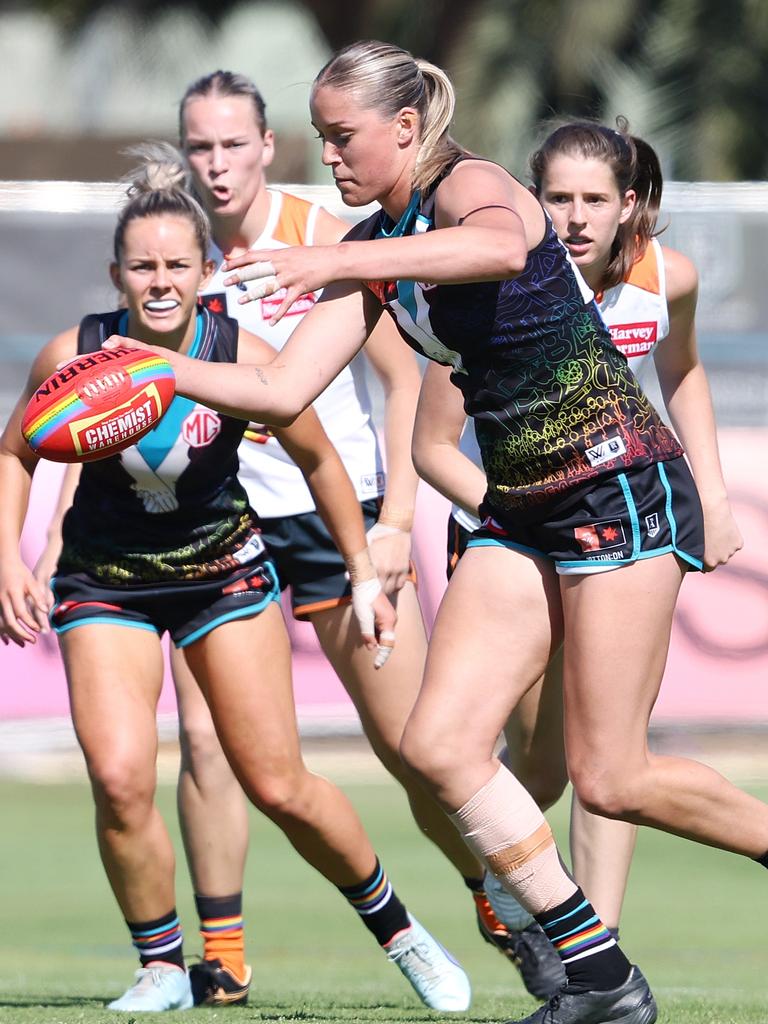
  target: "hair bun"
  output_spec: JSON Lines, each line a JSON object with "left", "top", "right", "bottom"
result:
{"left": 123, "top": 141, "right": 189, "bottom": 197}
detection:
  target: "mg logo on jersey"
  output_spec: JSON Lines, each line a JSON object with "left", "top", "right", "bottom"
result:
{"left": 585, "top": 435, "right": 627, "bottom": 468}
{"left": 182, "top": 409, "right": 222, "bottom": 448}
{"left": 645, "top": 512, "right": 661, "bottom": 538}
{"left": 609, "top": 321, "right": 657, "bottom": 359}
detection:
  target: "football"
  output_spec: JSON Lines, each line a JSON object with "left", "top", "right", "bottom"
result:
{"left": 21, "top": 346, "right": 176, "bottom": 463}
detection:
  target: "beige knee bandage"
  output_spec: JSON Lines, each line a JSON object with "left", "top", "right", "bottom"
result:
{"left": 450, "top": 764, "right": 576, "bottom": 915}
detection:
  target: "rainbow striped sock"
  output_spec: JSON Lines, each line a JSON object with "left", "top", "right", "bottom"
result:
{"left": 126, "top": 908, "right": 185, "bottom": 969}
{"left": 536, "top": 888, "right": 631, "bottom": 992}
{"left": 338, "top": 858, "right": 410, "bottom": 946}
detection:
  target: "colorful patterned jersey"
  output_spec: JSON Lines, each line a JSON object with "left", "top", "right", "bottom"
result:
{"left": 59, "top": 307, "right": 260, "bottom": 584}
{"left": 353, "top": 171, "right": 682, "bottom": 512}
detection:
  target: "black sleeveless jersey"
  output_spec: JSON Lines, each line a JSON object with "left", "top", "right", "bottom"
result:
{"left": 58, "top": 307, "right": 260, "bottom": 584}
{"left": 351, "top": 166, "right": 683, "bottom": 513}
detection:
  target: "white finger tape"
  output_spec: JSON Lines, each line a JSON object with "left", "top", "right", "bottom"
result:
{"left": 236, "top": 260, "right": 277, "bottom": 283}
{"left": 244, "top": 276, "right": 280, "bottom": 301}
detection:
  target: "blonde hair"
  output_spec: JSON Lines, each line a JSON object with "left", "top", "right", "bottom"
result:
{"left": 114, "top": 142, "right": 211, "bottom": 262}
{"left": 314, "top": 40, "right": 467, "bottom": 193}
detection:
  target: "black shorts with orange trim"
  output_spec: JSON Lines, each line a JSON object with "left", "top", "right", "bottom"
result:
{"left": 259, "top": 498, "right": 417, "bottom": 620}
{"left": 468, "top": 456, "right": 704, "bottom": 575}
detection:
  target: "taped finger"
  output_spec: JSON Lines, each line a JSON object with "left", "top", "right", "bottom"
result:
{"left": 242, "top": 276, "right": 280, "bottom": 302}
{"left": 235, "top": 260, "right": 277, "bottom": 283}
{"left": 374, "top": 630, "right": 396, "bottom": 669}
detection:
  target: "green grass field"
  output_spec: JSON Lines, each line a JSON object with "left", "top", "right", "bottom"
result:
{"left": 0, "top": 772, "right": 765, "bottom": 1024}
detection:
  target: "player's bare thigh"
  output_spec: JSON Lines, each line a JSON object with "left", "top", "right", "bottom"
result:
{"left": 402, "top": 545, "right": 563, "bottom": 808}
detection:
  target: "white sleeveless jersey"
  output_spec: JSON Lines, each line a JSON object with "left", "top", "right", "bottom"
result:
{"left": 453, "top": 240, "right": 669, "bottom": 531}
{"left": 199, "top": 189, "right": 384, "bottom": 518}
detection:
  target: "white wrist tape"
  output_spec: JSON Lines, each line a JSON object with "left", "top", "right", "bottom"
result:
{"left": 366, "top": 521, "right": 405, "bottom": 543}
{"left": 351, "top": 576, "right": 382, "bottom": 639}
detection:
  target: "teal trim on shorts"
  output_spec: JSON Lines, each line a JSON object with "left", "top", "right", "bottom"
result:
{"left": 657, "top": 462, "right": 677, "bottom": 546}
{"left": 52, "top": 616, "right": 158, "bottom": 636}
{"left": 616, "top": 472, "right": 640, "bottom": 559}
{"left": 557, "top": 545, "right": 703, "bottom": 572}
{"left": 176, "top": 585, "right": 280, "bottom": 649}
{"left": 466, "top": 536, "right": 552, "bottom": 560}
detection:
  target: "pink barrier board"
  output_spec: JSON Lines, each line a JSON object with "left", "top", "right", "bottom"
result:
{"left": 2, "top": 430, "right": 767, "bottom": 725}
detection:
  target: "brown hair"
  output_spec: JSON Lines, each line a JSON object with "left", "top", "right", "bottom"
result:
{"left": 529, "top": 116, "right": 663, "bottom": 291}
{"left": 314, "top": 40, "right": 468, "bottom": 194}
{"left": 114, "top": 142, "right": 211, "bottom": 263}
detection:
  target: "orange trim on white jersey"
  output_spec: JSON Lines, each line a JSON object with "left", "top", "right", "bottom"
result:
{"left": 269, "top": 191, "right": 320, "bottom": 248}
{"left": 624, "top": 241, "right": 661, "bottom": 295}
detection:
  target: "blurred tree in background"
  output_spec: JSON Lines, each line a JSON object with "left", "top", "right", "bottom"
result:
{"left": 24, "top": 0, "right": 768, "bottom": 179}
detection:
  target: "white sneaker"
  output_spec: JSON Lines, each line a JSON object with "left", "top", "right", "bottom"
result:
{"left": 385, "top": 914, "right": 471, "bottom": 1012}
{"left": 483, "top": 868, "right": 535, "bottom": 930}
{"left": 107, "top": 963, "right": 193, "bottom": 1012}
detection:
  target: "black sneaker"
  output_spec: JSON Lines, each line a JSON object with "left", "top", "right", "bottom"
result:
{"left": 473, "top": 892, "right": 565, "bottom": 1000}
{"left": 188, "top": 958, "right": 252, "bottom": 1006}
{"left": 510, "top": 923, "right": 567, "bottom": 1001}
{"left": 503, "top": 966, "right": 657, "bottom": 1024}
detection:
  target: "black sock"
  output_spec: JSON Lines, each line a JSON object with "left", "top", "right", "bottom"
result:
{"left": 338, "top": 858, "right": 410, "bottom": 946}
{"left": 463, "top": 876, "right": 485, "bottom": 893}
{"left": 126, "top": 908, "right": 185, "bottom": 969}
{"left": 536, "top": 889, "right": 631, "bottom": 992}
{"left": 754, "top": 850, "right": 768, "bottom": 869}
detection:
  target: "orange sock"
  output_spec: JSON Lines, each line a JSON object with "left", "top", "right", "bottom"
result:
{"left": 195, "top": 893, "right": 247, "bottom": 981}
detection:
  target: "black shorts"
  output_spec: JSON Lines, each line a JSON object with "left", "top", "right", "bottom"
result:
{"left": 468, "top": 456, "right": 704, "bottom": 575}
{"left": 259, "top": 499, "right": 417, "bottom": 620}
{"left": 50, "top": 536, "right": 280, "bottom": 648}
{"left": 446, "top": 516, "right": 474, "bottom": 580}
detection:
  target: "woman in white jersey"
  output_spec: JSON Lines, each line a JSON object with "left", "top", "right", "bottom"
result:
{"left": 170, "top": 70, "right": 505, "bottom": 1004}
{"left": 412, "top": 117, "right": 743, "bottom": 996}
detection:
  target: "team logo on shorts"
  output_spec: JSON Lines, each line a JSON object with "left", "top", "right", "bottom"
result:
{"left": 574, "top": 519, "right": 626, "bottom": 552}
{"left": 585, "top": 435, "right": 627, "bottom": 468}
{"left": 645, "top": 512, "right": 661, "bottom": 538}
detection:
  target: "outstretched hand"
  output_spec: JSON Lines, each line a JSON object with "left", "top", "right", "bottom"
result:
{"left": 223, "top": 245, "right": 335, "bottom": 325}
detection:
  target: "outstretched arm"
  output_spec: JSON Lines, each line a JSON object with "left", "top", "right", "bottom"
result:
{"left": 222, "top": 161, "right": 540, "bottom": 322}
{"left": 105, "top": 281, "right": 373, "bottom": 427}
{"left": 412, "top": 362, "right": 486, "bottom": 518}
{"left": 654, "top": 247, "right": 742, "bottom": 570}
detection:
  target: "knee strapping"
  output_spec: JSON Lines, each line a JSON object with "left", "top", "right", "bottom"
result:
{"left": 450, "top": 764, "right": 575, "bottom": 914}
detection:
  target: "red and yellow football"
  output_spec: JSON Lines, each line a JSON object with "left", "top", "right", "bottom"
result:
{"left": 21, "top": 346, "right": 176, "bottom": 463}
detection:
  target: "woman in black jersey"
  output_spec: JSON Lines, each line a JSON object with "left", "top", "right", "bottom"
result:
{"left": 0, "top": 145, "right": 471, "bottom": 1014}
{"left": 104, "top": 44, "right": 768, "bottom": 1024}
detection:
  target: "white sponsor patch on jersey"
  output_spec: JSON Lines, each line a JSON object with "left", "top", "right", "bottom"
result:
{"left": 584, "top": 435, "right": 627, "bottom": 467}
{"left": 232, "top": 532, "right": 266, "bottom": 565}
